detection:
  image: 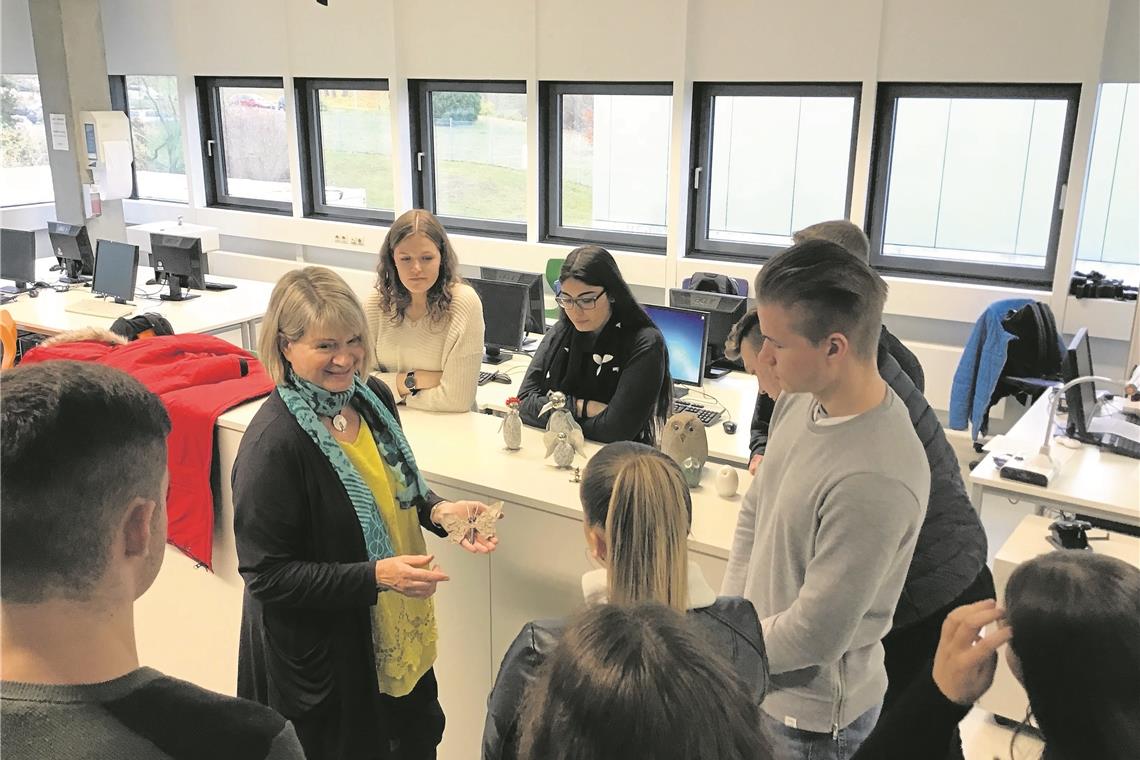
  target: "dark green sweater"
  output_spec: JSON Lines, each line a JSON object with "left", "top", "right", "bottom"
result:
{"left": 1, "top": 667, "right": 304, "bottom": 760}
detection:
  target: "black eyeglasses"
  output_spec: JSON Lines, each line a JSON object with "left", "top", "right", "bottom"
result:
{"left": 555, "top": 289, "right": 607, "bottom": 310}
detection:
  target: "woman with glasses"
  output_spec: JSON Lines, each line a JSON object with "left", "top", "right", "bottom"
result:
{"left": 517, "top": 245, "right": 672, "bottom": 445}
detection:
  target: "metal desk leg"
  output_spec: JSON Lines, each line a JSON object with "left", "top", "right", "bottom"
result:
{"left": 240, "top": 321, "right": 253, "bottom": 351}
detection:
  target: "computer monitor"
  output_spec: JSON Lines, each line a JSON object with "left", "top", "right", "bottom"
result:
{"left": 642, "top": 303, "right": 709, "bottom": 388}
{"left": 91, "top": 240, "right": 139, "bottom": 305}
{"left": 47, "top": 222, "right": 95, "bottom": 283}
{"left": 478, "top": 266, "right": 546, "bottom": 336}
{"left": 0, "top": 228, "right": 37, "bottom": 294}
{"left": 1063, "top": 327, "right": 1098, "bottom": 436}
{"left": 466, "top": 277, "right": 529, "bottom": 365}
{"left": 151, "top": 233, "right": 207, "bottom": 301}
{"left": 668, "top": 288, "right": 748, "bottom": 377}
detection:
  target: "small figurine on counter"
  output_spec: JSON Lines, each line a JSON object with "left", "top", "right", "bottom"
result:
{"left": 501, "top": 396, "right": 523, "bottom": 451}
{"left": 661, "top": 411, "right": 708, "bottom": 488}
{"left": 545, "top": 428, "right": 586, "bottom": 469}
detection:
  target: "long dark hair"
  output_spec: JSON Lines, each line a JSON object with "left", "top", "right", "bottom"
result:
{"left": 375, "top": 209, "right": 461, "bottom": 324}
{"left": 558, "top": 245, "right": 673, "bottom": 443}
{"left": 580, "top": 442, "right": 691, "bottom": 611}
{"left": 517, "top": 602, "right": 772, "bottom": 760}
{"left": 1005, "top": 551, "right": 1140, "bottom": 760}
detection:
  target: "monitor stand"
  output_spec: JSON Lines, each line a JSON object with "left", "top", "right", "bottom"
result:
{"left": 672, "top": 384, "right": 689, "bottom": 400}
{"left": 483, "top": 346, "right": 512, "bottom": 365}
{"left": 58, "top": 260, "right": 91, "bottom": 284}
{"left": 159, "top": 275, "right": 199, "bottom": 302}
{"left": 0, "top": 281, "right": 33, "bottom": 294}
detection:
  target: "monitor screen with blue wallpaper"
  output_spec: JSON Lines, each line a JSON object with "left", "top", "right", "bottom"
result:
{"left": 642, "top": 304, "right": 708, "bottom": 386}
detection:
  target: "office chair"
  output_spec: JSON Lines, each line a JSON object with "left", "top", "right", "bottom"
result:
{"left": 544, "top": 257, "right": 564, "bottom": 319}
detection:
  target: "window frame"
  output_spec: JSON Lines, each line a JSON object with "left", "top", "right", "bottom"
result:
{"left": 866, "top": 82, "right": 1081, "bottom": 286}
{"left": 687, "top": 82, "right": 863, "bottom": 262}
{"left": 196, "top": 75, "right": 292, "bottom": 215}
{"left": 409, "top": 79, "right": 528, "bottom": 239}
{"left": 107, "top": 76, "right": 140, "bottom": 200}
{"left": 540, "top": 81, "right": 673, "bottom": 253}
{"left": 295, "top": 77, "right": 393, "bottom": 224}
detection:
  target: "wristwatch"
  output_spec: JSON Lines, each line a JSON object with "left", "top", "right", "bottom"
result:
{"left": 404, "top": 371, "right": 419, "bottom": 396}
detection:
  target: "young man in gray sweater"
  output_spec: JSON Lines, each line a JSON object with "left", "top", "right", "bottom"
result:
{"left": 1, "top": 362, "right": 305, "bottom": 760}
{"left": 721, "top": 241, "right": 930, "bottom": 760}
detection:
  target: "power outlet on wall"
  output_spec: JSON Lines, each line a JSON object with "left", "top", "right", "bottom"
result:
{"left": 333, "top": 233, "right": 347, "bottom": 245}
{"left": 333, "top": 234, "right": 366, "bottom": 247}
{"left": 350, "top": 236, "right": 364, "bottom": 246}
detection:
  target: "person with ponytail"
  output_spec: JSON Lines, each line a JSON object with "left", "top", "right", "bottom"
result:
{"left": 233, "top": 266, "right": 499, "bottom": 760}
{"left": 481, "top": 441, "right": 768, "bottom": 760}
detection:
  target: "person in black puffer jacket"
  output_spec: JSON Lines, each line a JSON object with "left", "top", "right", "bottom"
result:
{"left": 481, "top": 442, "right": 768, "bottom": 760}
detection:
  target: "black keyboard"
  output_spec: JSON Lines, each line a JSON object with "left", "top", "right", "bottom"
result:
{"left": 203, "top": 280, "right": 236, "bottom": 291}
{"left": 478, "top": 371, "right": 495, "bottom": 386}
{"left": 672, "top": 399, "right": 721, "bottom": 426}
{"left": 1100, "top": 434, "right": 1140, "bottom": 460}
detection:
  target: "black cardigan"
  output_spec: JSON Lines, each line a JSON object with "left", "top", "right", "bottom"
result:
{"left": 516, "top": 319, "right": 667, "bottom": 444}
{"left": 232, "top": 378, "right": 445, "bottom": 760}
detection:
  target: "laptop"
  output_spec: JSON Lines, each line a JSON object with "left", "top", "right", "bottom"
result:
{"left": 1063, "top": 328, "right": 1140, "bottom": 459}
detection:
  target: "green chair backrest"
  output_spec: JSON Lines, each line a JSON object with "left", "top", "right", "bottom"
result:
{"left": 544, "top": 258, "right": 565, "bottom": 319}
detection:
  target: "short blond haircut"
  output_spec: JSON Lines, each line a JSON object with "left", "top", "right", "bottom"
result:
{"left": 258, "top": 266, "right": 375, "bottom": 385}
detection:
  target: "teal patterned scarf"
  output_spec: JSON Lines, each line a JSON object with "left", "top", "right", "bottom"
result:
{"left": 278, "top": 370, "right": 430, "bottom": 560}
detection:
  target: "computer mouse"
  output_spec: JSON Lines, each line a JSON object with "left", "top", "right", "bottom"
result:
{"left": 492, "top": 372, "right": 512, "bottom": 384}
{"left": 722, "top": 420, "right": 737, "bottom": 434}
{"left": 28, "top": 288, "right": 38, "bottom": 298}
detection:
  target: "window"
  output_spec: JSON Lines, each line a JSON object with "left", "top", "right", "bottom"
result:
{"left": 542, "top": 82, "right": 672, "bottom": 251}
{"left": 297, "top": 78, "right": 393, "bottom": 223}
{"left": 110, "top": 75, "right": 187, "bottom": 202}
{"left": 197, "top": 77, "right": 292, "bottom": 213}
{"left": 410, "top": 80, "right": 527, "bottom": 238}
{"left": 867, "top": 83, "right": 1080, "bottom": 285}
{"left": 1, "top": 74, "right": 53, "bottom": 207}
{"left": 1076, "top": 83, "right": 1139, "bottom": 280}
{"left": 690, "top": 83, "right": 861, "bottom": 260}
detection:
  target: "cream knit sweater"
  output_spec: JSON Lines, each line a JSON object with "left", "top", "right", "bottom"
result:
{"left": 365, "top": 282, "right": 485, "bottom": 412}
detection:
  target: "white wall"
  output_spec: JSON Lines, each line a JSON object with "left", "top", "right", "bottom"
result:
{"left": 6, "top": 0, "right": 1137, "bottom": 389}
{"left": 1, "top": 0, "right": 36, "bottom": 73}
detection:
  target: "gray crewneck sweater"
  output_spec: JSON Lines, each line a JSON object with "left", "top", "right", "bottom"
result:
{"left": 722, "top": 389, "right": 929, "bottom": 734}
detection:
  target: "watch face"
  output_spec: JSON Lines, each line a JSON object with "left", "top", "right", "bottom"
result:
{"left": 405, "top": 372, "right": 416, "bottom": 389}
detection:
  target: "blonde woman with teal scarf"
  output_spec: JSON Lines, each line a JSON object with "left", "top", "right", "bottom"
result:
{"left": 233, "top": 266, "right": 498, "bottom": 760}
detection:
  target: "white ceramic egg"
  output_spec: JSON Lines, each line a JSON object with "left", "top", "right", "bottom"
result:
{"left": 715, "top": 465, "right": 739, "bottom": 498}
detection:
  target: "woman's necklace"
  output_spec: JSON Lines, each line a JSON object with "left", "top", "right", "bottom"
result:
{"left": 331, "top": 410, "right": 349, "bottom": 432}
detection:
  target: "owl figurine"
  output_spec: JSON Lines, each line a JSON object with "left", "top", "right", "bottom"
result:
{"left": 500, "top": 397, "right": 523, "bottom": 451}
{"left": 661, "top": 412, "right": 708, "bottom": 487}
{"left": 545, "top": 428, "right": 586, "bottom": 468}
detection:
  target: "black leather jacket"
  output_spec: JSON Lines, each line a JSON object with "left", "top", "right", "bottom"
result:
{"left": 481, "top": 597, "right": 768, "bottom": 760}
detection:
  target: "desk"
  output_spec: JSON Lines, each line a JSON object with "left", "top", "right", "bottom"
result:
{"left": 475, "top": 348, "right": 759, "bottom": 466}
{"left": 969, "top": 390, "right": 1140, "bottom": 526}
{"left": 135, "top": 401, "right": 750, "bottom": 760}
{"left": 5, "top": 259, "right": 274, "bottom": 350}
{"left": 977, "top": 515, "right": 1140, "bottom": 723}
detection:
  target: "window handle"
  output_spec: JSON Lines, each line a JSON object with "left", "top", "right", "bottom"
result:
{"left": 416, "top": 151, "right": 424, "bottom": 172}
{"left": 693, "top": 166, "right": 702, "bottom": 190}
{"left": 1057, "top": 182, "right": 1067, "bottom": 211}
{"left": 206, "top": 139, "right": 216, "bottom": 158}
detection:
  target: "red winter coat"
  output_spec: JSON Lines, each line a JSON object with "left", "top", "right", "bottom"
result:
{"left": 21, "top": 334, "right": 273, "bottom": 568}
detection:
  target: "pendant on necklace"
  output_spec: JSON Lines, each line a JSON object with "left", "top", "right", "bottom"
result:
{"left": 332, "top": 413, "right": 348, "bottom": 433}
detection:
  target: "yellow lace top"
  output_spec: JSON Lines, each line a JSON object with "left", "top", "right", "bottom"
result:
{"left": 337, "top": 419, "right": 437, "bottom": 697}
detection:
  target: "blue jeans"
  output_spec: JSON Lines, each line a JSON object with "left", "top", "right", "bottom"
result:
{"left": 758, "top": 703, "right": 881, "bottom": 760}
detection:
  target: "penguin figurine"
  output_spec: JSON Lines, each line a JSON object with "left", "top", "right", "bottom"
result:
{"left": 501, "top": 396, "right": 523, "bottom": 451}
{"left": 545, "top": 428, "right": 586, "bottom": 468}
{"left": 539, "top": 390, "right": 582, "bottom": 437}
